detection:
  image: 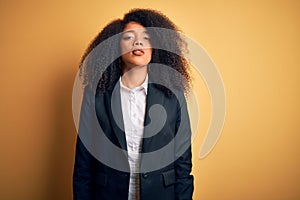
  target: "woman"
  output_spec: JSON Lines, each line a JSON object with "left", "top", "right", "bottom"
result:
{"left": 73, "top": 8, "right": 194, "bottom": 200}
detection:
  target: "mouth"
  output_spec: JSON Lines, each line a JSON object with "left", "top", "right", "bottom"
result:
{"left": 132, "top": 49, "right": 144, "bottom": 56}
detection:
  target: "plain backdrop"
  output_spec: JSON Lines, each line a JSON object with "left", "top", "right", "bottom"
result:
{"left": 0, "top": 0, "right": 299, "bottom": 199}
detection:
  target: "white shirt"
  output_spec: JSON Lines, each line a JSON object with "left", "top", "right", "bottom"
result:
{"left": 120, "top": 75, "right": 148, "bottom": 200}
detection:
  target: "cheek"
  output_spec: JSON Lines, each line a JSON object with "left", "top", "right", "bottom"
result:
{"left": 121, "top": 54, "right": 129, "bottom": 63}
{"left": 120, "top": 42, "right": 131, "bottom": 54}
{"left": 145, "top": 49, "right": 153, "bottom": 60}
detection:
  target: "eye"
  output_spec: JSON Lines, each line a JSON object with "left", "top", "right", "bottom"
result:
{"left": 122, "top": 36, "right": 133, "bottom": 40}
{"left": 143, "top": 33, "right": 151, "bottom": 41}
{"left": 122, "top": 33, "right": 135, "bottom": 41}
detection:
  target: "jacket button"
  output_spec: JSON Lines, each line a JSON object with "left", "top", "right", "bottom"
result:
{"left": 143, "top": 173, "right": 148, "bottom": 179}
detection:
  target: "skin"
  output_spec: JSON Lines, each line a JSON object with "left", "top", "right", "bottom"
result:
{"left": 120, "top": 22, "right": 152, "bottom": 89}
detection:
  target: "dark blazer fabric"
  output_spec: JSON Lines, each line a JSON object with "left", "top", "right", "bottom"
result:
{"left": 73, "top": 81, "right": 194, "bottom": 200}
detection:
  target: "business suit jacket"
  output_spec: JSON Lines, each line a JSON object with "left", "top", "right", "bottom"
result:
{"left": 73, "top": 80, "right": 194, "bottom": 200}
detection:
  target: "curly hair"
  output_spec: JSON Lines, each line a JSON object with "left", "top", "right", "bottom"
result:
{"left": 79, "top": 8, "right": 192, "bottom": 96}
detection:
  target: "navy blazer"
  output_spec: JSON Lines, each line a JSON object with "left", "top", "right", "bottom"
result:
{"left": 73, "top": 80, "right": 194, "bottom": 200}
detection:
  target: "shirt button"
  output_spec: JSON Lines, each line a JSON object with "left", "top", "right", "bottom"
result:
{"left": 143, "top": 173, "right": 148, "bottom": 179}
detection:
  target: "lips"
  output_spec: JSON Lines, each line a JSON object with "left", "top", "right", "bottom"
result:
{"left": 132, "top": 49, "right": 144, "bottom": 56}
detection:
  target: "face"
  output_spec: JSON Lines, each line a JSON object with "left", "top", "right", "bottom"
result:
{"left": 120, "top": 22, "right": 152, "bottom": 70}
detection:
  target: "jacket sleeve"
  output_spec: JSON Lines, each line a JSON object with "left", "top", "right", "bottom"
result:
{"left": 73, "top": 136, "right": 94, "bottom": 200}
{"left": 73, "top": 87, "right": 96, "bottom": 200}
{"left": 174, "top": 91, "right": 194, "bottom": 200}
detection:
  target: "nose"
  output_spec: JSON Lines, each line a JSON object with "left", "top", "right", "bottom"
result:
{"left": 134, "top": 40, "right": 143, "bottom": 46}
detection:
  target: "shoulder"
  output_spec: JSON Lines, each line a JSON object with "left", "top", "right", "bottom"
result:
{"left": 95, "top": 79, "right": 120, "bottom": 98}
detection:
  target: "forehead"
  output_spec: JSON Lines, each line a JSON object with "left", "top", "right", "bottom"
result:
{"left": 123, "top": 22, "right": 147, "bottom": 32}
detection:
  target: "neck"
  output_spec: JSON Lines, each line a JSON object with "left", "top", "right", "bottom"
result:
{"left": 121, "top": 65, "right": 147, "bottom": 89}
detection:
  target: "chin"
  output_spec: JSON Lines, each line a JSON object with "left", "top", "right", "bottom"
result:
{"left": 126, "top": 64, "right": 149, "bottom": 70}
{"left": 124, "top": 60, "right": 151, "bottom": 68}
{"left": 133, "top": 62, "right": 149, "bottom": 67}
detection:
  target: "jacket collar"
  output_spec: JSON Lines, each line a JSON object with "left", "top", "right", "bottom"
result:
{"left": 104, "top": 76, "right": 165, "bottom": 152}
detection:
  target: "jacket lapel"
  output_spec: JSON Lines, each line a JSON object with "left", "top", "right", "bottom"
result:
{"left": 142, "top": 84, "right": 165, "bottom": 152}
{"left": 105, "top": 82, "right": 128, "bottom": 151}
{"left": 105, "top": 82, "right": 166, "bottom": 153}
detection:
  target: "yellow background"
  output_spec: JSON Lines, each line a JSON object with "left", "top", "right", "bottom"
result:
{"left": 0, "top": 0, "right": 299, "bottom": 199}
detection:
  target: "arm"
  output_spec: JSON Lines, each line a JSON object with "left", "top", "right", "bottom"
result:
{"left": 174, "top": 92, "right": 194, "bottom": 200}
{"left": 73, "top": 87, "right": 95, "bottom": 200}
{"left": 73, "top": 136, "right": 94, "bottom": 200}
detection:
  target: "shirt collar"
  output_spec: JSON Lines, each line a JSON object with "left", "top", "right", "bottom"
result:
{"left": 119, "top": 74, "right": 148, "bottom": 95}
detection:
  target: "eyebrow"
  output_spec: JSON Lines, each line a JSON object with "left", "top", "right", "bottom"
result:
{"left": 122, "top": 30, "right": 149, "bottom": 34}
